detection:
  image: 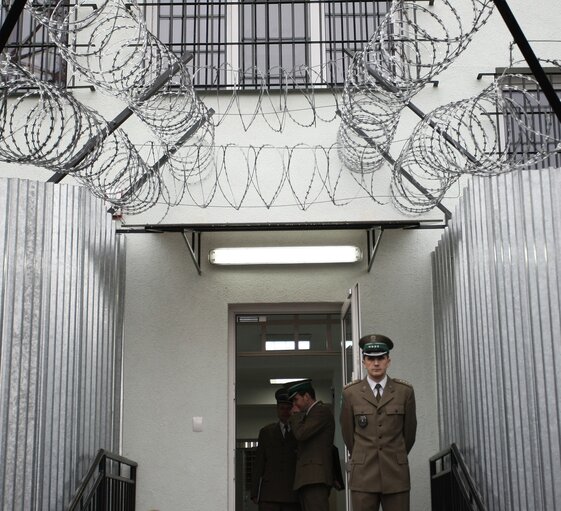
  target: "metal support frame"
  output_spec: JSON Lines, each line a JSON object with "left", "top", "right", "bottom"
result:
{"left": 117, "top": 221, "right": 441, "bottom": 234}
{"left": 491, "top": 0, "right": 561, "bottom": 125}
{"left": 366, "top": 226, "right": 384, "bottom": 272}
{"left": 48, "top": 51, "right": 194, "bottom": 184}
{"left": 181, "top": 230, "right": 202, "bottom": 275}
{"left": 117, "top": 221, "right": 446, "bottom": 274}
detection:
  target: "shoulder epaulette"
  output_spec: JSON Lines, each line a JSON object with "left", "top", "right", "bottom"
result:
{"left": 343, "top": 379, "right": 362, "bottom": 390}
{"left": 392, "top": 378, "right": 413, "bottom": 387}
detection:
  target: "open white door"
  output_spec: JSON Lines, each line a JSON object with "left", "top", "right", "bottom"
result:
{"left": 340, "top": 283, "right": 362, "bottom": 510}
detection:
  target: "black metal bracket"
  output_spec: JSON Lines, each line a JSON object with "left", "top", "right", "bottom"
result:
{"left": 366, "top": 226, "right": 384, "bottom": 272}
{"left": 181, "top": 230, "right": 202, "bottom": 275}
{"left": 117, "top": 221, "right": 442, "bottom": 234}
{"left": 478, "top": 66, "right": 561, "bottom": 81}
{"left": 117, "top": 221, "right": 446, "bottom": 274}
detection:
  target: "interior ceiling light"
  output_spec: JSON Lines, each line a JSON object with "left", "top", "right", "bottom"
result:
{"left": 208, "top": 246, "right": 363, "bottom": 265}
{"left": 270, "top": 378, "right": 306, "bottom": 385}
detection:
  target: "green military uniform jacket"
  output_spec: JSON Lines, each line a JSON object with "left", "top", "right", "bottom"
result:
{"left": 251, "top": 422, "right": 299, "bottom": 503}
{"left": 289, "top": 401, "right": 335, "bottom": 491}
{"left": 340, "top": 376, "right": 417, "bottom": 494}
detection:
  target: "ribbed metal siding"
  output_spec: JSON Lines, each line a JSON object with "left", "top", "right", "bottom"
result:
{"left": 0, "top": 178, "right": 125, "bottom": 510}
{"left": 432, "top": 169, "right": 561, "bottom": 510}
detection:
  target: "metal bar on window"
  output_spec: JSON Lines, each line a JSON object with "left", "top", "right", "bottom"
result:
{"left": 122, "top": 0, "right": 396, "bottom": 89}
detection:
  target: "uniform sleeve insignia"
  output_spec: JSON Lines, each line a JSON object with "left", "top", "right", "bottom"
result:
{"left": 392, "top": 378, "right": 413, "bottom": 387}
{"left": 343, "top": 379, "right": 362, "bottom": 389}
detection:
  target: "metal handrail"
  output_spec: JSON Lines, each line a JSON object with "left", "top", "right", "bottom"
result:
{"left": 67, "top": 449, "right": 138, "bottom": 511}
{"left": 430, "top": 443, "right": 486, "bottom": 511}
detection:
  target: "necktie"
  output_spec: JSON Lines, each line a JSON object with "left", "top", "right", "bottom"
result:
{"left": 283, "top": 424, "right": 288, "bottom": 437}
{"left": 375, "top": 383, "right": 382, "bottom": 402}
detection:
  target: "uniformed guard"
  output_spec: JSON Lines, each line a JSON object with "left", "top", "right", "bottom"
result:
{"left": 340, "top": 334, "right": 417, "bottom": 511}
{"left": 251, "top": 388, "right": 301, "bottom": 511}
{"left": 286, "top": 379, "right": 335, "bottom": 511}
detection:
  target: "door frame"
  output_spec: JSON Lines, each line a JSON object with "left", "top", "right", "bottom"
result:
{"left": 341, "top": 283, "right": 362, "bottom": 384}
{"left": 340, "top": 283, "right": 362, "bottom": 510}
{"left": 227, "top": 301, "right": 343, "bottom": 511}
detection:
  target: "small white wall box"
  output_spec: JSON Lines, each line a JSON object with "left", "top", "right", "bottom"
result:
{"left": 192, "top": 416, "right": 203, "bottom": 432}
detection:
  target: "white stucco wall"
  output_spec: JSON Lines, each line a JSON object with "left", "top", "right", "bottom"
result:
{"left": 121, "top": 227, "right": 442, "bottom": 511}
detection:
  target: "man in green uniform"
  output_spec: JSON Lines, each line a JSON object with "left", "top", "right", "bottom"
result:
{"left": 340, "top": 334, "right": 417, "bottom": 511}
{"left": 251, "top": 388, "right": 300, "bottom": 511}
{"left": 286, "top": 379, "right": 335, "bottom": 511}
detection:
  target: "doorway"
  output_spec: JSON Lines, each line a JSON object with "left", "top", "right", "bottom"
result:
{"left": 228, "top": 303, "right": 347, "bottom": 511}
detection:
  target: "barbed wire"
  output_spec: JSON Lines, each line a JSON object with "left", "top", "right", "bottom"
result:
{"left": 195, "top": 63, "right": 342, "bottom": 131}
{"left": 117, "top": 142, "right": 389, "bottom": 211}
{"left": 25, "top": 0, "right": 215, "bottom": 179}
{"left": 0, "top": 58, "right": 162, "bottom": 212}
{"left": 2, "top": 0, "right": 561, "bottom": 216}
{"left": 337, "top": 0, "right": 495, "bottom": 176}
{"left": 391, "top": 69, "right": 561, "bottom": 213}
{"left": 0, "top": 61, "right": 391, "bottom": 212}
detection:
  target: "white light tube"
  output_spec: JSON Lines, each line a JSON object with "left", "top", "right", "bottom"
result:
{"left": 208, "top": 246, "right": 363, "bottom": 265}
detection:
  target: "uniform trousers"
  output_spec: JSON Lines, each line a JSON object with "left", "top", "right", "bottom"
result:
{"left": 258, "top": 502, "right": 301, "bottom": 511}
{"left": 298, "top": 483, "right": 330, "bottom": 511}
{"left": 351, "top": 490, "right": 410, "bottom": 511}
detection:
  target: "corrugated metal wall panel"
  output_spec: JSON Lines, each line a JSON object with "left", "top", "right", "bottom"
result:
{"left": 0, "top": 178, "right": 125, "bottom": 510}
{"left": 433, "top": 169, "right": 561, "bottom": 511}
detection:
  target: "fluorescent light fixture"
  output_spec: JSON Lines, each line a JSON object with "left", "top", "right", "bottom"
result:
{"left": 209, "top": 246, "right": 363, "bottom": 265}
{"left": 270, "top": 378, "right": 306, "bottom": 385}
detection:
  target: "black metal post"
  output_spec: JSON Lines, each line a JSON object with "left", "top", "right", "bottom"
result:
{"left": 492, "top": 0, "right": 561, "bottom": 124}
{"left": 0, "top": 0, "right": 27, "bottom": 53}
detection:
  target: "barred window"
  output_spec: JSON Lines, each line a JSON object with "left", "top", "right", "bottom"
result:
{"left": 324, "top": 1, "right": 391, "bottom": 84}
{"left": 1, "top": 6, "right": 68, "bottom": 85}
{"left": 240, "top": 0, "right": 310, "bottom": 87}
{"left": 150, "top": 0, "right": 228, "bottom": 86}
{"left": 138, "top": 0, "right": 393, "bottom": 89}
{"left": 500, "top": 73, "right": 561, "bottom": 169}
